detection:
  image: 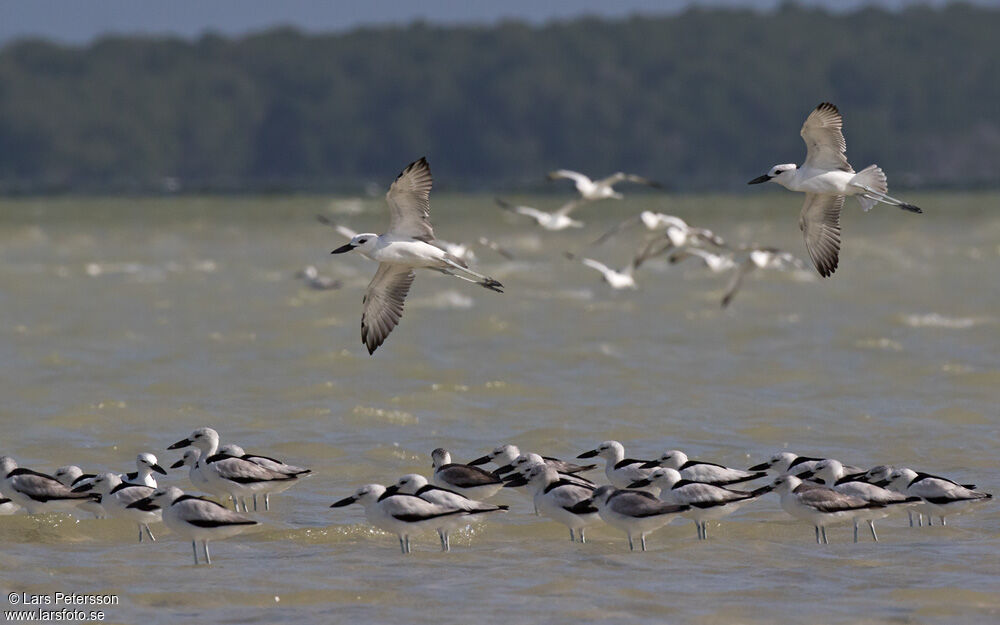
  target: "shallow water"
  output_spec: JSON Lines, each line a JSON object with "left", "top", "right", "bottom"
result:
{"left": 0, "top": 192, "right": 997, "bottom": 624}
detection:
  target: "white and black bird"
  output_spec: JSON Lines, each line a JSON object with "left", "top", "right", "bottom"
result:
{"left": 73, "top": 472, "right": 161, "bottom": 542}
{"left": 52, "top": 466, "right": 105, "bottom": 518}
{"left": 577, "top": 441, "right": 657, "bottom": 489}
{"left": 495, "top": 197, "right": 584, "bottom": 231}
{"left": 749, "top": 452, "right": 856, "bottom": 477}
{"left": 770, "top": 474, "right": 883, "bottom": 544}
{"left": 591, "top": 211, "right": 726, "bottom": 251}
{"left": 295, "top": 265, "right": 342, "bottom": 291}
{"left": 547, "top": 170, "right": 662, "bottom": 201}
{"left": 389, "top": 473, "right": 507, "bottom": 551}
{"left": 468, "top": 444, "right": 596, "bottom": 477}
{"left": 800, "top": 459, "right": 919, "bottom": 542}
{"left": 168, "top": 428, "right": 296, "bottom": 511}
{"left": 570, "top": 254, "right": 639, "bottom": 290}
{"left": 331, "top": 483, "right": 466, "bottom": 554}
{"left": 718, "top": 247, "right": 809, "bottom": 308}
{"left": 122, "top": 452, "right": 167, "bottom": 488}
{"left": 129, "top": 486, "right": 258, "bottom": 565}
{"left": 170, "top": 449, "right": 224, "bottom": 499}
{"left": 430, "top": 448, "right": 505, "bottom": 501}
{"left": 0, "top": 456, "right": 97, "bottom": 515}
{"left": 880, "top": 467, "right": 991, "bottom": 526}
{"left": 582, "top": 485, "right": 689, "bottom": 551}
{"left": 217, "top": 443, "right": 311, "bottom": 511}
{"left": 641, "top": 450, "right": 766, "bottom": 487}
{"left": 629, "top": 468, "right": 765, "bottom": 540}
{"left": 748, "top": 102, "right": 922, "bottom": 277}
{"left": 667, "top": 248, "right": 737, "bottom": 274}
{"left": 329, "top": 158, "right": 503, "bottom": 354}
{"left": 505, "top": 463, "right": 600, "bottom": 543}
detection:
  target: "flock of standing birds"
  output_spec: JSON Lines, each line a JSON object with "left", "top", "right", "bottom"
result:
{"left": 2, "top": 103, "right": 981, "bottom": 565}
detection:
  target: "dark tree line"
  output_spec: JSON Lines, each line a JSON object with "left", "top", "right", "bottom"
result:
{"left": 0, "top": 3, "right": 998, "bottom": 194}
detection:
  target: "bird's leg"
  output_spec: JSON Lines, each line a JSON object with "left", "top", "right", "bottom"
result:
{"left": 941, "top": 516, "right": 946, "bottom": 526}
{"left": 815, "top": 526, "right": 820, "bottom": 544}
{"left": 640, "top": 534, "right": 647, "bottom": 552}
{"left": 627, "top": 535, "right": 634, "bottom": 551}
{"left": 821, "top": 527, "right": 828, "bottom": 544}
{"left": 192, "top": 541, "right": 199, "bottom": 565}
{"left": 399, "top": 536, "right": 406, "bottom": 554}
{"left": 253, "top": 495, "right": 258, "bottom": 511}
{"left": 579, "top": 528, "right": 586, "bottom": 544}
{"left": 203, "top": 541, "right": 211, "bottom": 565}
{"left": 405, "top": 535, "right": 411, "bottom": 554}
{"left": 908, "top": 510, "right": 914, "bottom": 527}
{"left": 702, "top": 522, "right": 708, "bottom": 541}
{"left": 138, "top": 525, "right": 144, "bottom": 543}
{"left": 441, "top": 259, "right": 503, "bottom": 293}
{"left": 265, "top": 494, "right": 270, "bottom": 511}
{"left": 853, "top": 521, "right": 859, "bottom": 543}
{"left": 869, "top": 520, "right": 878, "bottom": 541}
{"left": 569, "top": 528, "right": 575, "bottom": 542}
{"left": 145, "top": 525, "right": 156, "bottom": 542}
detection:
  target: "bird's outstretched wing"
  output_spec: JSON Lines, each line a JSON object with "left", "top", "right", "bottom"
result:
{"left": 554, "top": 199, "right": 583, "bottom": 216}
{"left": 547, "top": 169, "right": 591, "bottom": 186}
{"left": 386, "top": 157, "right": 434, "bottom": 241}
{"left": 316, "top": 214, "right": 358, "bottom": 239}
{"left": 798, "top": 193, "right": 843, "bottom": 278}
{"left": 590, "top": 215, "right": 642, "bottom": 246}
{"left": 801, "top": 102, "right": 852, "bottom": 172}
{"left": 361, "top": 263, "right": 416, "bottom": 355}
{"left": 580, "top": 258, "right": 612, "bottom": 277}
{"left": 721, "top": 258, "right": 755, "bottom": 308}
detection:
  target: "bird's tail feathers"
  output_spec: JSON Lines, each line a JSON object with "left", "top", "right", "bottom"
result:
{"left": 851, "top": 165, "right": 887, "bottom": 212}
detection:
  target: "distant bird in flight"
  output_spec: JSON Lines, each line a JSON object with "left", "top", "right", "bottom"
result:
{"left": 590, "top": 211, "right": 725, "bottom": 250}
{"left": 495, "top": 197, "right": 584, "bottom": 231}
{"left": 330, "top": 158, "right": 503, "bottom": 354}
{"left": 667, "top": 248, "right": 738, "bottom": 274}
{"left": 749, "top": 102, "right": 922, "bottom": 278}
{"left": 720, "top": 247, "right": 808, "bottom": 308}
{"left": 316, "top": 213, "right": 512, "bottom": 264}
{"left": 295, "top": 265, "right": 342, "bottom": 291}
{"left": 547, "top": 170, "right": 662, "bottom": 201}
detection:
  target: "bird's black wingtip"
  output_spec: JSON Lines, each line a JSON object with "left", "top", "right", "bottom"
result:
{"left": 900, "top": 203, "right": 923, "bottom": 214}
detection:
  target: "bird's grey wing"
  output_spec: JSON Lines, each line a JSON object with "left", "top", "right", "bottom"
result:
{"left": 547, "top": 169, "right": 589, "bottom": 185}
{"left": 386, "top": 157, "right": 434, "bottom": 240}
{"left": 632, "top": 234, "right": 674, "bottom": 269}
{"left": 798, "top": 193, "right": 843, "bottom": 278}
{"left": 361, "top": 263, "right": 416, "bottom": 355}
{"left": 624, "top": 174, "right": 662, "bottom": 188}
{"left": 690, "top": 228, "right": 728, "bottom": 248}
{"left": 554, "top": 199, "right": 582, "bottom": 216}
{"left": 581, "top": 258, "right": 612, "bottom": 275}
{"left": 589, "top": 214, "right": 641, "bottom": 246}
{"left": 177, "top": 498, "right": 258, "bottom": 527}
{"left": 678, "top": 482, "right": 750, "bottom": 506}
{"left": 550, "top": 485, "right": 596, "bottom": 510}
{"left": 113, "top": 485, "right": 155, "bottom": 506}
{"left": 721, "top": 259, "right": 754, "bottom": 308}
{"left": 800, "top": 102, "right": 852, "bottom": 172}
{"left": 799, "top": 488, "right": 870, "bottom": 513}
{"left": 594, "top": 172, "right": 627, "bottom": 187}
{"left": 439, "top": 465, "right": 501, "bottom": 488}
{"left": 612, "top": 492, "right": 686, "bottom": 517}
{"left": 12, "top": 474, "right": 85, "bottom": 501}
{"left": 210, "top": 457, "right": 291, "bottom": 484}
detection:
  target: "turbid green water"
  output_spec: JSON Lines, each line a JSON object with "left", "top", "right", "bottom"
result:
{"left": 0, "top": 192, "right": 997, "bottom": 624}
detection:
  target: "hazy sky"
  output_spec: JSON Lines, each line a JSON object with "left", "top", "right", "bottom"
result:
{"left": 0, "top": 0, "right": 982, "bottom": 45}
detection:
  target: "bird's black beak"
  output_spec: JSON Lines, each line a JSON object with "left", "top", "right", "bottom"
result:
{"left": 331, "top": 243, "right": 356, "bottom": 254}
{"left": 871, "top": 479, "right": 890, "bottom": 488}
{"left": 503, "top": 475, "right": 528, "bottom": 488}
{"left": 747, "top": 174, "right": 772, "bottom": 185}
{"left": 151, "top": 464, "right": 168, "bottom": 476}
{"left": 796, "top": 470, "right": 815, "bottom": 479}
{"left": 748, "top": 462, "right": 770, "bottom": 471}
{"left": 640, "top": 460, "right": 660, "bottom": 469}
{"left": 468, "top": 455, "right": 491, "bottom": 466}
{"left": 71, "top": 483, "right": 93, "bottom": 493}
{"left": 495, "top": 463, "right": 515, "bottom": 475}
{"left": 382, "top": 485, "right": 400, "bottom": 497}
{"left": 170, "top": 458, "right": 185, "bottom": 469}
{"left": 168, "top": 438, "right": 191, "bottom": 450}
{"left": 330, "top": 495, "right": 357, "bottom": 508}
{"left": 628, "top": 478, "right": 652, "bottom": 488}
{"left": 577, "top": 449, "right": 599, "bottom": 459}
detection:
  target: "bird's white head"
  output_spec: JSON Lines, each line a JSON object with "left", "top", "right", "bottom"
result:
{"left": 749, "top": 164, "right": 797, "bottom": 187}
{"left": 331, "top": 233, "right": 379, "bottom": 256}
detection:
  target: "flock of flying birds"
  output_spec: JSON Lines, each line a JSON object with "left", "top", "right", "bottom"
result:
{"left": 310, "top": 103, "right": 923, "bottom": 354}
{"left": 2, "top": 437, "right": 991, "bottom": 562}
